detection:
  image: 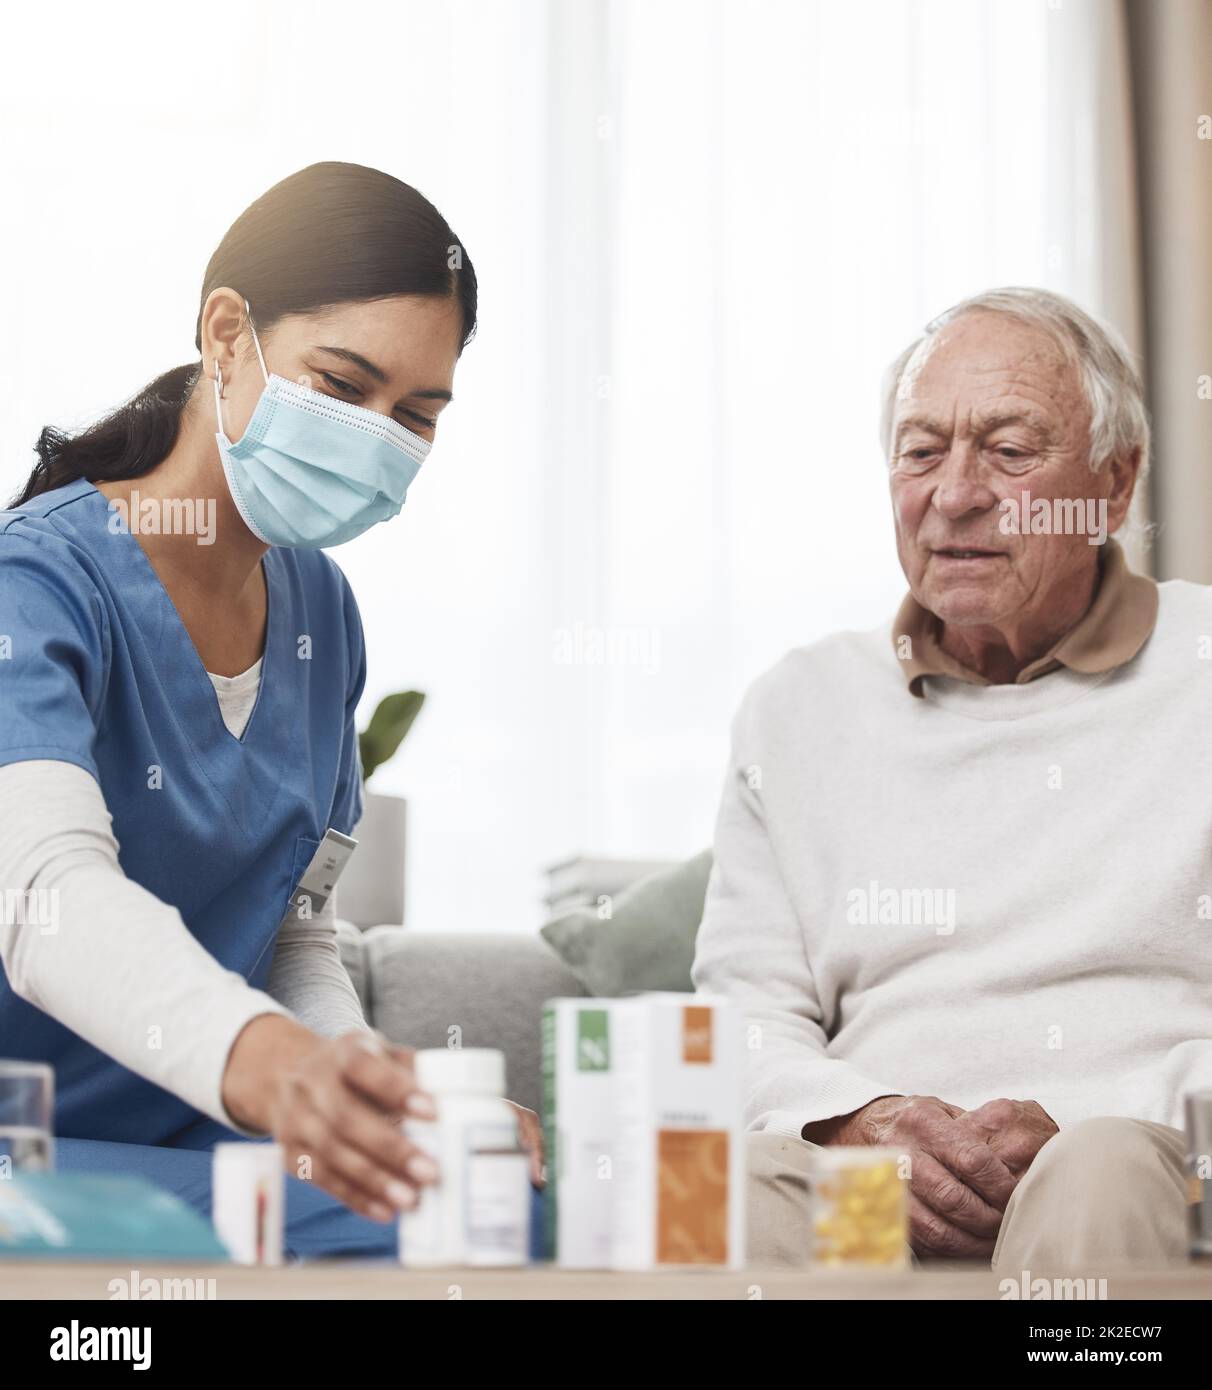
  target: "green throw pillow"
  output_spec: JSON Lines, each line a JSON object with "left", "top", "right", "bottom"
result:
{"left": 540, "top": 850, "right": 713, "bottom": 995}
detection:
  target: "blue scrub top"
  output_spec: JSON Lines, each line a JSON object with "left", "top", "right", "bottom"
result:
{"left": 0, "top": 477, "right": 366, "bottom": 1145}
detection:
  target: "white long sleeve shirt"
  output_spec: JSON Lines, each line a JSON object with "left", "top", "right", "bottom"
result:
{"left": 0, "top": 666, "right": 368, "bottom": 1138}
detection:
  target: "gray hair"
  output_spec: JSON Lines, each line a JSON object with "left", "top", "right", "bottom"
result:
{"left": 879, "top": 287, "right": 1150, "bottom": 475}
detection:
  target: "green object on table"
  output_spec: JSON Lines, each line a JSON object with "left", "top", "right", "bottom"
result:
{"left": 540, "top": 850, "right": 714, "bottom": 995}
{"left": 0, "top": 1173, "right": 226, "bottom": 1260}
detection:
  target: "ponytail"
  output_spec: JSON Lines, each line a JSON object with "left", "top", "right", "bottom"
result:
{"left": 11, "top": 361, "right": 200, "bottom": 508}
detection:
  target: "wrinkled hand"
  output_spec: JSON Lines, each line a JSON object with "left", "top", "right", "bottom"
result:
{"left": 950, "top": 1097, "right": 1058, "bottom": 1180}
{"left": 508, "top": 1100, "right": 545, "bottom": 1187}
{"left": 805, "top": 1093, "right": 1056, "bottom": 1258}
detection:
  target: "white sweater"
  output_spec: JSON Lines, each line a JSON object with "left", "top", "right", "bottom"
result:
{"left": 693, "top": 578, "right": 1212, "bottom": 1136}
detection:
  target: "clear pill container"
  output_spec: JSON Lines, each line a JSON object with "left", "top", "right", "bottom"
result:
{"left": 809, "top": 1146, "right": 908, "bottom": 1267}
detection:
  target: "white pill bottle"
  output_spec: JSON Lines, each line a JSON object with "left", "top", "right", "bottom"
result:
{"left": 212, "top": 1143, "right": 285, "bottom": 1266}
{"left": 400, "top": 1048, "right": 530, "bottom": 1268}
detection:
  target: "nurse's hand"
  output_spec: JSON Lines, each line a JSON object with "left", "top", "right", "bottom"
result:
{"left": 222, "top": 1015, "right": 440, "bottom": 1222}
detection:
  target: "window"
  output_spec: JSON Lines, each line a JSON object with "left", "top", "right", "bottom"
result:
{"left": 0, "top": 0, "right": 1139, "bottom": 931}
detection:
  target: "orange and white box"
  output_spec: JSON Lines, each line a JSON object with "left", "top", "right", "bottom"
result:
{"left": 609, "top": 993, "right": 745, "bottom": 1270}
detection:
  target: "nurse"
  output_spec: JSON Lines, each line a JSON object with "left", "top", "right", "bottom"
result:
{"left": 0, "top": 161, "right": 540, "bottom": 1257}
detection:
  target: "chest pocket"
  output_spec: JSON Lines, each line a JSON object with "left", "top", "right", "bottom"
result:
{"left": 244, "top": 833, "right": 323, "bottom": 989}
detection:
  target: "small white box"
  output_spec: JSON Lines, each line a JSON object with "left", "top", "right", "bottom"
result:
{"left": 541, "top": 998, "right": 622, "bottom": 1268}
{"left": 609, "top": 993, "right": 745, "bottom": 1270}
{"left": 212, "top": 1143, "right": 284, "bottom": 1266}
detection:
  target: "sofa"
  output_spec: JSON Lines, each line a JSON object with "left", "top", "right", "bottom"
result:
{"left": 335, "top": 852, "right": 712, "bottom": 1113}
{"left": 336, "top": 922, "right": 585, "bottom": 1116}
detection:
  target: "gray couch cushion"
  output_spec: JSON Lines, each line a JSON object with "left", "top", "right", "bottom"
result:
{"left": 355, "top": 928, "right": 583, "bottom": 1115}
{"left": 540, "top": 850, "right": 713, "bottom": 996}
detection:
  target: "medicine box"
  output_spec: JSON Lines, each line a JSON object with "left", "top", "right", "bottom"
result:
{"left": 608, "top": 993, "right": 745, "bottom": 1270}
{"left": 541, "top": 997, "right": 621, "bottom": 1268}
{"left": 543, "top": 994, "right": 745, "bottom": 1269}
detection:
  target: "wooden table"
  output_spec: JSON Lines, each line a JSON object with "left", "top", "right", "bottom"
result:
{"left": 2, "top": 1260, "right": 1211, "bottom": 1300}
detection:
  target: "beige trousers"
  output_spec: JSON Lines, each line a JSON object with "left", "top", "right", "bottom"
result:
{"left": 747, "top": 1117, "right": 1190, "bottom": 1270}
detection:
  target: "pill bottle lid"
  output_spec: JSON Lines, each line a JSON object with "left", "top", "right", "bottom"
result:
{"left": 414, "top": 1047, "right": 506, "bottom": 1096}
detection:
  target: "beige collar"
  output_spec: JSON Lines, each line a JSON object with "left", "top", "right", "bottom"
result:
{"left": 892, "top": 539, "right": 1159, "bottom": 697}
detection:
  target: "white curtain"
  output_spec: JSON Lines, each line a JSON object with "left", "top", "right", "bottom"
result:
{"left": 0, "top": 0, "right": 1141, "bottom": 933}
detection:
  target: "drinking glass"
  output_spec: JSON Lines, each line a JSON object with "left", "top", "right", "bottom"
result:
{"left": 0, "top": 1061, "right": 54, "bottom": 1173}
{"left": 1185, "top": 1090, "right": 1212, "bottom": 1259}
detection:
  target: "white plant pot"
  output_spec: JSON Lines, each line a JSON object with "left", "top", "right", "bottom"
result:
{"left": 339, "top": 791, "right": 407, "bottom": 928}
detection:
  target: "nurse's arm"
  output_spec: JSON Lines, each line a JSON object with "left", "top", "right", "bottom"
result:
{"left": 0, "top": 758, "right": 442, "bottom": 1221}
{"left": 266, "top": 891, "right": 369, "bottom": 1038}
{"left": 0, "top": 758, "right": 295, "bottom": 1134}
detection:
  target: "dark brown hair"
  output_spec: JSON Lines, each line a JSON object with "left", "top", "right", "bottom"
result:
{"left": 13, "top": 161, "right": 477, "bottom": 505}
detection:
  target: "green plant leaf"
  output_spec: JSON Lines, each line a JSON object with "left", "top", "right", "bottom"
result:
{"left": 359, "top": 690, "right": 426, "bottom": 782}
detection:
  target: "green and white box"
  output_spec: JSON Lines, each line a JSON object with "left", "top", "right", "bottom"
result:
{"left": 541, "top": 998, "right": 622, "bottom": 1269}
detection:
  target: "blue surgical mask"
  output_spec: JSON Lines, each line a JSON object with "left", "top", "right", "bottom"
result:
{"left": 213, "top": 300, "right": 431, "bottom": 548}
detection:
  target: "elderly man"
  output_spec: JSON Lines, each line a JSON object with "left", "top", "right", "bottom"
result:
{"left": 693, "top": 286, "right": 1211, "bottom": 1271}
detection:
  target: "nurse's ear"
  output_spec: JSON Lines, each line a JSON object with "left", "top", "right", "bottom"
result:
{"left": 200, "top": 287, "right": 264, "bottom": 444}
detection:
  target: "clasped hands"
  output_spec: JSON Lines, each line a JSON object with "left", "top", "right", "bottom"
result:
{"left": 804, "top": 1094, "right": 1058, "bottom": 1258}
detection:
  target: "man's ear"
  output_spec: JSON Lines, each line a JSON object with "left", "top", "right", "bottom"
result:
{"left": 1105, "top": 446, "right": 1141, "bottom": 534}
